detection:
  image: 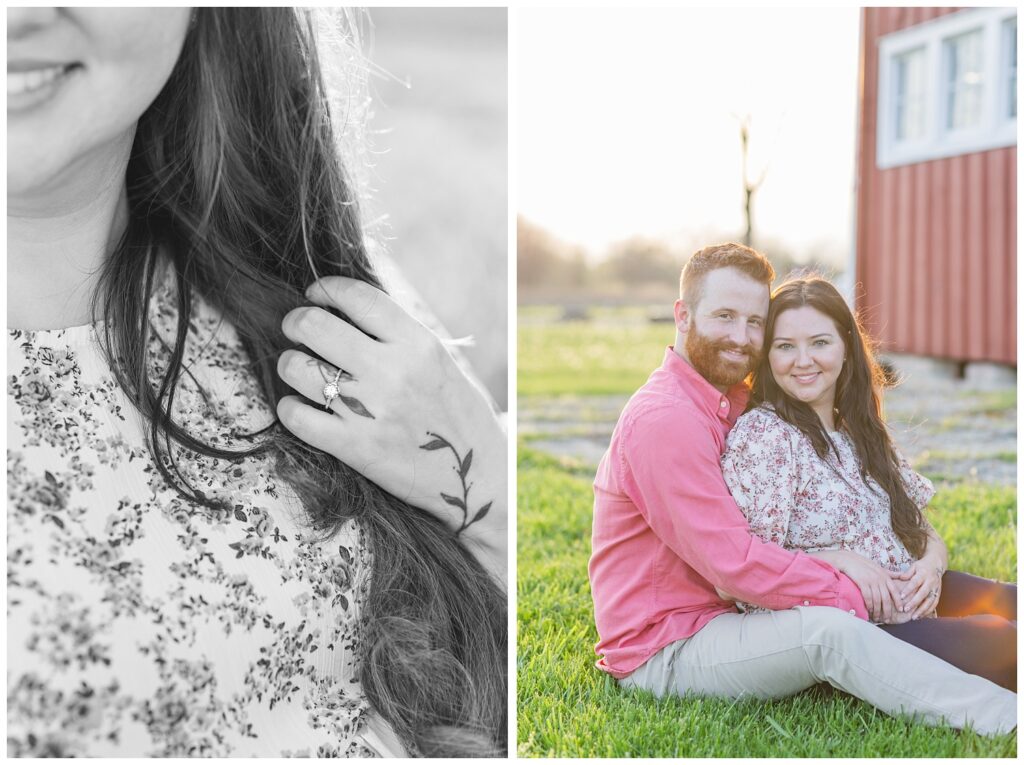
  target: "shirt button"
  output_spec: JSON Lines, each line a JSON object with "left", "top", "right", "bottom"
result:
{"left": 849, "top": 609, "right": 856, "bottom": 615}
{"left": 720, "top": 400, "right": 728, "bottom": 409}
{"left": 803, "top": 600, "right": 810, "bottom": 606}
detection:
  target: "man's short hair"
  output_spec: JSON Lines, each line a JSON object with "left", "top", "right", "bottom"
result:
{"left": 679, "top": 242, "right": 775, "bottom": 308}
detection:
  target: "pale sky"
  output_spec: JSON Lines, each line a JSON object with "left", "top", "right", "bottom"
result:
{"left": 518, "top": 7, "right": 862, "bottom": 266}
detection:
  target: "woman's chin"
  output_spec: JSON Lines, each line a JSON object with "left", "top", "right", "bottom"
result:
{"left": 8, "top": 134, "right": 129, "bottom": 208}
{"left": 785, "top": 391, "right": 817, "bottom": 406}
{"left": 7, "top": 148, "right": 62, "bottom": 200}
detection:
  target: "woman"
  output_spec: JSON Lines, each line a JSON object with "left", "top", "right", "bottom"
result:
{"left": 721, "top": 277, "right": 1015, "bottom": 692}
{"left": 8, "top": 8, "right": 506, "bottom": 757}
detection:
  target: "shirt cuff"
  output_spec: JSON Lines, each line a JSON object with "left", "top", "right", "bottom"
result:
{"left": 835, "top": 573, "right": 869, "bottom": 620}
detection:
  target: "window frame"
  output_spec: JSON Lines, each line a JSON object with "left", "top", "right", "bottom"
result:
{"left": 876, "top": 7, "right": 1017, "bottom": 169}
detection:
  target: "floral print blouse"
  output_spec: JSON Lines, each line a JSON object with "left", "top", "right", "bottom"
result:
{"left": 721, "top": 405, "right": 935, "bottom": 615}
{"left": 7, "top": 272, "right": 404, "bottom": 757}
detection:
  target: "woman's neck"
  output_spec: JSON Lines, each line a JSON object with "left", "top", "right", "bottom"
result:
{"left": 813, "top": 401, "right": 837, "bottom": 432}
{"left": 7, "top": 151, "right": 130, "bottom": 331}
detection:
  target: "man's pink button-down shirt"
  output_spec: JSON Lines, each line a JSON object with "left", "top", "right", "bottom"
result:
{"left": 589, "top": 347, "right": 868, "bottom": 678}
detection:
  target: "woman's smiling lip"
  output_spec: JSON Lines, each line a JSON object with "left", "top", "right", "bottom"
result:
{"left": 792, "top": 372, "right": 820, "bottom": 384}
{"left": 7, "top": 62, "right": 81, "bottom": 113}
{"left": 8, "top": 59, "right": 77, "bottom": 73}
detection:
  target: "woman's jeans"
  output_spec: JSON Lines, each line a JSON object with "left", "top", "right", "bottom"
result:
{"left": 880, "top": 570, "right": 1016, "bottom": 691}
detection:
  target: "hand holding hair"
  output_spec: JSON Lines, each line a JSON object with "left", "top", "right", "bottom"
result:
{"left": 276, "top": 276, "right": 507, "bottom": 582}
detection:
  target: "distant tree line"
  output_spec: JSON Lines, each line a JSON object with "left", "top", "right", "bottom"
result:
{"left": 518, "top": 216, "right": 841, "bottom": 300}
{"left": 517, "top": 217, "right": 589, "bottom": 289}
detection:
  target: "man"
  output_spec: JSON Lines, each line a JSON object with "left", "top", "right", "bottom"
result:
{"left": 589, "top": 243, "right": 1014, "bottom": 734}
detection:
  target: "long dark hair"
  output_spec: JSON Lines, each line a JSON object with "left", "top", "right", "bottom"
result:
{"left": 92, "top": 8, "right": 505, "bottom": 757}
{"left": 751, "top": 277, "right": 927, "bottom": 559}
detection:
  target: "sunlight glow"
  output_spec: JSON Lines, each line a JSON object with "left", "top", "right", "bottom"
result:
{"left": 519, "top": 7, "right": 861, "bottom": 266}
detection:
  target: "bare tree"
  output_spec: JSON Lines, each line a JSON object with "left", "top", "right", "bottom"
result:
{"left": 736, "top": 114, "right": 769, "bottom": 248}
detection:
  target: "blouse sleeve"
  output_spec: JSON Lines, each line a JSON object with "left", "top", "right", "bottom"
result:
{"left": 721, "top": 411, "right": 801, "bottom": 549}
{"left": 894, "top": 448, "right": 935, "bottom": 511}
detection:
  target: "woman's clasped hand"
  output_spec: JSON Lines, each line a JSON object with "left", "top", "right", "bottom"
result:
{"left": 894, "top": 558, "right": 945, "bottom": 620}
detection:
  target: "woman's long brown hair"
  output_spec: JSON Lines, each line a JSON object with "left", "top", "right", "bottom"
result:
{"left": 93, "top": 8, "right": 505, "bottom": 756}
{"left": 750, "top": 277, "right": 928, "bottom": 559}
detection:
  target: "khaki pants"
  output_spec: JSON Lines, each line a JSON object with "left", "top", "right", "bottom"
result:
{"left": 619, "top": 607, "right": 1016, "bottom": 736}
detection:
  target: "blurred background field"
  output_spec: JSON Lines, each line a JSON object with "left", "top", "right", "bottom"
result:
{"left": 519, "top": 306, "right": 666, "bottom": 397}
{"left": 363, "top": 8, "right": 507, "bottom": 408}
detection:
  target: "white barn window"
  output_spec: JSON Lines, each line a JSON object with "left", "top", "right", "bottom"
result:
{"left": 894, "top": 48, "right": 927, "bottom": 140}
{"left": 943, "top": 28, "right": 984, "bottom": 131}
{"left": 876, "top": 8, "right": 1017, "bottom": 168}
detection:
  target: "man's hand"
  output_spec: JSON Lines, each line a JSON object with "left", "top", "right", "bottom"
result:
{"left": 808, "top": 549, "right": 906, "bottom": 623}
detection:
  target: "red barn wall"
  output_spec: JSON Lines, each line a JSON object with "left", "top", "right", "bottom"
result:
{"left": 856, "top": 7, "right": 1017, "bottom": 365}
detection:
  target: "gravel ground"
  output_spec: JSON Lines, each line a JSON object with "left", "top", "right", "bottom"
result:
{"left": 520, "top": 364, "right": 1016, "bottom": 486}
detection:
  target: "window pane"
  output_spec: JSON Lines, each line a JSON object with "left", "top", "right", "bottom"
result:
{"left": 1005, "top": 17, "right": 1017, "bottom": 119}
{"left": 894, "top": 47, "right": 926, "bottom": 141}
{"left": 945, "top": 29, "right": 984, "bottom": 130}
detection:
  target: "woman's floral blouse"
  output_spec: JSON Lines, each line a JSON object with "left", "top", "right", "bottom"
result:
{"left": 721, "top": 405, "right": 935, "bottom": 616}
{"left": 7, "top": 272, "right": 403, "bottom": 757}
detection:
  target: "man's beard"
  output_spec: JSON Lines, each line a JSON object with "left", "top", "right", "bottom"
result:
{"left": 685, "top": 326, "right": 760, "bottom": 388}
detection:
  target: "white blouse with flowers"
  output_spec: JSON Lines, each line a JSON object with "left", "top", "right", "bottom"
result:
{"left": 7, "top": 272, "right": 404, "bottom": 757}
{"left": 721, "top": 405, "right": 935, "bottom": 614}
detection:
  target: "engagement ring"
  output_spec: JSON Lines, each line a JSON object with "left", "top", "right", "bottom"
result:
{"left": 322, "top": 368, "right": 345, "bottom": 411}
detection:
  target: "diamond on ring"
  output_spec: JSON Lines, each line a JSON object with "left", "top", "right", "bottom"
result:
{"left": 322, "top": 368, "right": 345, "bottom": 411}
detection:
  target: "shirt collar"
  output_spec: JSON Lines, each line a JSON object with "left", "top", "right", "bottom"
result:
{"left": 661, "top": 346, "right": 749, "bottom": 424}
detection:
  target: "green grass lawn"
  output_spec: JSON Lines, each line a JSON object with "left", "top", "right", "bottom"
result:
{"left": 517, "top": 445, "right": 1018, "bottom": 758}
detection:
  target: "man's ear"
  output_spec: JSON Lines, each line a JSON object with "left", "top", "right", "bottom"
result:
{"left": 673, "top": 299, "right": 691, "bottom": 333}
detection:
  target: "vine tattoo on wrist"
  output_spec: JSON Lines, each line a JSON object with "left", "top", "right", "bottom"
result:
{"left": 419, "top": 431, "right": 493, "bottom": 536}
